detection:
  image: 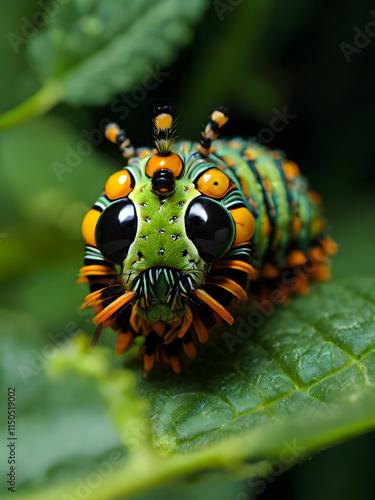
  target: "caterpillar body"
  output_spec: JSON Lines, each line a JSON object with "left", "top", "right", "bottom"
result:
{"left": 79, "top": 106, "right": 336, "bottom": 373}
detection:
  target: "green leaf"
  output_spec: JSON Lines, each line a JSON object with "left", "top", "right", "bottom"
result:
{"left": 135, "top": 275, "right": 375, "bottom": 452}
{"left": 4, "top": 275, "right": 375, "bottom": 500}
{"left": 0, "top": 0, "right": 208, "bottom": 129}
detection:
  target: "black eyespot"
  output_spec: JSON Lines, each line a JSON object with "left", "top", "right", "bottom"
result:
{"left": 185, "top": 197, "right": 235, "bottom": 262}
{"left": 96, "top": 199, "right": 137, "bottom": 264}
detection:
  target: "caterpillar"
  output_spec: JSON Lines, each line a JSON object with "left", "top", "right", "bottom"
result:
{"left": 79, "top": 106, "right": 337, "bottom": 373}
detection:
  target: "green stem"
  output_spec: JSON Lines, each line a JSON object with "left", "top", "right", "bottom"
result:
{"left": 0, "top": 80, "right": 61, "bottom": 131}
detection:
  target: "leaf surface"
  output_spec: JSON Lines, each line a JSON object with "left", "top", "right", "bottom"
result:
{"left": 2, "top": 276, "right": 375, "bottom": 499}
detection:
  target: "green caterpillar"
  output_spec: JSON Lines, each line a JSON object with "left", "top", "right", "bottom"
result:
{"left": 79, "top": 106, "right": 336, "bottom": 373}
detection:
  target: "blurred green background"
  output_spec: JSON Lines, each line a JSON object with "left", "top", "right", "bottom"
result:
{"left": 0, "top": 0, "right": 374, "bottom": 499}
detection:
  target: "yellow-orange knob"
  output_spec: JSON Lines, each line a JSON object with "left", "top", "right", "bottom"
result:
{"left": 282, "top": 160, "right": 300, "bottom": 180}
{"left": 105, "top": 169, "right": 133, "bottom": 200}
{"left": 155, "top": 113, "right": 173, "bottom": 131}
{"left": 196, "top": 168, "right": 231, "bottom": 198}
{"left": 211, "top": 110, "right": 228, "bottom": 127}
{"left": 230, "top": 207, "right": 255, "bottom": 247}
{"left": 146, "top": 152, "right": 183, "bottom": 178}
{"left": 82, "top": 209, "right": 101, "bottom": 247}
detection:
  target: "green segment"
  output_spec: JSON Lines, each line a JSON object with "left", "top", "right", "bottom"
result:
{"left": 211, "top": 138, "right": 325, "bottom": 267}
{"left": 212, "top": 143, "right": 270, "bottom": 266}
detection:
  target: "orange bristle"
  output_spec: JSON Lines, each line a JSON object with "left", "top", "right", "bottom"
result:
{"left": 115, "top": 331, "right": 134, "bottom": 356}
{"left": 78, "top": 265, "right": 117, "bottom": 278}
{"left": 170, "top": 356, "right": 181, "bottom": 374}
{"left": 77, "top": 277, "right": 89, "bottom": 284}
{"left": 182, "top": 342, "right": 197, "bottom": 359}
{"left": 194, "top": 289, "right": 234, "bottom": 325}
{"left": 143, "top": 353, "right": 155, "bottom": 372}
{"left": 155, "top": 113, "right": 173, "bottom": 131}
{"left": 261, "top": 263, "right": 280, "bottom": 279}
{"left": 192, "top": 313, "right": 209, "bottom": 343}
{"left": 321, "top": 238, "right": 338, "bottom": 255}
{"left": 92, "top": 291, "right": 135, "bottom": 324}
{"left": 177, "top": 307, "right": 193, "bottom": 338}
{"left": 212, "top": 259, "right": 257, "bottom": 278}
{"left": 205, "top": 276, "right": 247, "bottom": 302}
{"left": 287, "top": 250, "right": 307, "bottom": 267}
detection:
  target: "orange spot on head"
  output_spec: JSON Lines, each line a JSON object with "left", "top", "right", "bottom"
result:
{"left": 197, "top": 168, "right": 231, "bottom": 198}
{"left": 105, "top": 169, "right": 133, "bottom": 200}
{"left": 230, "top": 207, "right": 255, "bottom": 247}
{"left": 82, "top": 209, "right": 101, "bottom": 247}
{"left": 146, "top": 152, "right": 183, "bottom": 178}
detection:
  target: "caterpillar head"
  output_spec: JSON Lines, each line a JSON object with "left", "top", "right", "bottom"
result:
{"left": 81, "top": 106, "right": 255, "bottom": 371}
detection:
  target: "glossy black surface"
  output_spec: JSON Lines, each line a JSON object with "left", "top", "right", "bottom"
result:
{"left": 96, "top": 199, "right": 137, "bottom": 263}
{"left": 185, "top": 197, "right": 235, "bottom": 262}
{"left": 151, "top": 168, "right": 175, "bottom": 194}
